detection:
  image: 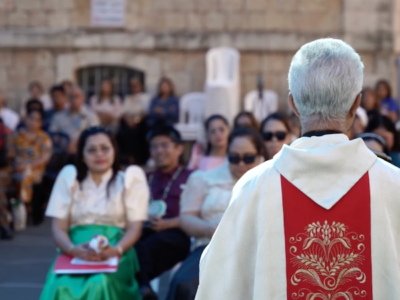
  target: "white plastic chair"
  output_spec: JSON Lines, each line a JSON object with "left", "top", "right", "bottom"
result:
{"left": 244, "top": 90, "right": 279, "bottom": 122}
{"left": 204, "top": 47, "right": 240, "bottom": 123}
{"left": 174, "top": 92, "right": 206, "bottom": 141}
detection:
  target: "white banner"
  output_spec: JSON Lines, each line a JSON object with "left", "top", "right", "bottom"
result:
{"left": 91, "top": 0, "right": 125, "bottom": 27}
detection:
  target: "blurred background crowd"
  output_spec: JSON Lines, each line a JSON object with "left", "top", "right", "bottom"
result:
{"left": 0, "top": 74, "right": 399, "bottom": 238}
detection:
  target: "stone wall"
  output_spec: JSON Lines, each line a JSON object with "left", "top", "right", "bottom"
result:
{"left": 0, "top": 0, "right": 397, "bottom": 111}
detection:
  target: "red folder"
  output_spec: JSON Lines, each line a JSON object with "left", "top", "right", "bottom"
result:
{"left": 53, "top": 254, "right": 119, "bottom": 274}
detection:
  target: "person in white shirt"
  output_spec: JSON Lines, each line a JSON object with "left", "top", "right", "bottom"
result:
{"left": 0, "top": 91, "right": 19, "bottom": 131}
{"left": 196, "top": 38, "right": 400, "bottom": 299}
{"left": 89, "top": 79, "right": 122, "bottom": 126}
{"left": 40, "top": 126, "right": 149, "bottom": 300}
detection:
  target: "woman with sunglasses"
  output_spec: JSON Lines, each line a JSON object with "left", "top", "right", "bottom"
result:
{"left": 40, "top": 126, "right": 149, "bottom": 300}
{"left": 260, "top": 113, "right": 292, "bottom": 159}
{"left": 166, "top": 127, "right": 264, "bottom": 300}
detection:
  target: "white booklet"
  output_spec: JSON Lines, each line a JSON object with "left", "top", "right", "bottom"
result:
{"left": 71, "top": 256, "right": 119, "bottom": 266}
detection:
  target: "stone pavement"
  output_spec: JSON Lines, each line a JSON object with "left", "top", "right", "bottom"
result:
{"left": 0, "top": 220, "right": 54, "bottom": 300}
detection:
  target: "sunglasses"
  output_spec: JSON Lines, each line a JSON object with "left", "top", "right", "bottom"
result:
{"left": 228, "top": 154, "right": 258, "bottom": 165}
{"left": 262, "top": 131, "right": 287, "bottom": 141}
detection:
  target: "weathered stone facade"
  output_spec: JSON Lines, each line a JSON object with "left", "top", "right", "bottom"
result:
{"left": 1, "top": 0, "right": 397, "bottom": 110}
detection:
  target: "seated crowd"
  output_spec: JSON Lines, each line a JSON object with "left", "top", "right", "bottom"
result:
{"left": 0, "top": 76, "right": 399, "bottom": 300}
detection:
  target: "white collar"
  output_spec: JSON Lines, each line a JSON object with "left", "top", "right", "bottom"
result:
{"left": 273, "top": 134, "right": 377, "bottom": 210}
{"left": 86, "top": 169, "right": 113, "bottom": 189}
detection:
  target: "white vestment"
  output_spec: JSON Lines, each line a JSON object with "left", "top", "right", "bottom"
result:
{"left": 196, "top": 134, "right": 400, "bottom": 299}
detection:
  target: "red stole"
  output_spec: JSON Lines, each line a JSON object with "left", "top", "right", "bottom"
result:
{"left": 281, "top": 173, "right": 373, "bottom": 299}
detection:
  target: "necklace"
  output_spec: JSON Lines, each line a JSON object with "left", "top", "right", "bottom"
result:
{"left": 148, "top": 166, "right": 183, "bottom": 202}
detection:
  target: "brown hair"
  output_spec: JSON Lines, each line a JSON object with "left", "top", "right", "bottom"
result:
{"left": 234, "top": 111, "right": 260, "bottom": 131}
{"left": 260, "top": 112, "right": 292, "bottom": 133}
{"left": 157, "top": 77, "right": 176, "bottom": 98}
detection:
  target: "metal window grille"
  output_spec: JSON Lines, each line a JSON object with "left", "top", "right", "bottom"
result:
{"left": 77, "top": 66, "right": 145, "bottom": 101}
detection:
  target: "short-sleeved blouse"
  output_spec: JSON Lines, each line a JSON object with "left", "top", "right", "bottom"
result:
{"left": 45, "top": 165, "right": 149, "bottom": 228}
{"left": 180, "top": 162, "right": 236, "bottom": 247}
{"left": 90, "top": 96, "right": 122, "bottom": 118}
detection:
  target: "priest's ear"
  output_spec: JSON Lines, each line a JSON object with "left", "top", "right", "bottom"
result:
{"left": 349, "top": 93, "right": 362, "bottom": 119}
{"left": 288, "top": 93, "right": 300, "bottom": 117}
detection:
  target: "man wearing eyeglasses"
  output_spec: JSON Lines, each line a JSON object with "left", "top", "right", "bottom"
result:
{"left": 135, "top": 126, "right": 192, "bottom": 299}
{"left": 196, "top": 38, "right": 400, "bottom": 299}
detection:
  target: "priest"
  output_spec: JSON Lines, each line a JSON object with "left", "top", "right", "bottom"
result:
{"left": 195, "top": 38, "right": 400, "bottom": 299}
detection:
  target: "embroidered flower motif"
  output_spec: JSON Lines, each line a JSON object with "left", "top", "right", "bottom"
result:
{"left": 289, "top": 221, "right": 367, "bottom": 299}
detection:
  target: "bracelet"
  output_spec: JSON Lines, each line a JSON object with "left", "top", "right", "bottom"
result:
{"left": 116, "top": 245, "right": 124, "bottom": 256}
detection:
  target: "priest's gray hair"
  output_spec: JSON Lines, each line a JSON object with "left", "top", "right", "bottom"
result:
{"left": 288, "top": 38, "right": 364, "bottom": 130}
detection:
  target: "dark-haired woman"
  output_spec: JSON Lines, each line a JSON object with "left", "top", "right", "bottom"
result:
{"left": 187, "top": 115, "right": 230, "bottom": 171}
{"left": 233, "top": 111, "right": 259, "bottom": 131}
{"left": 260, "top": 113, "right": 292, "bottom": 160}
{"left": 90, "top": 79, "right": 122, "bottom": 126}
{"left": 9, "top": 109, "right": 52, "bottom": 210}
{"left": 166, "top": 127, "right": 264, "bottom": 300}
{"left": 376, "top": 80, "right": 398, "bottom": 122}
{"left": 365, "top": 115, "right": 400, "bottom": 167}
{"left": 147, "top": 77, "right": 179, "bottom": 128}
{"left": 40, "top": 126, "right": 149, "bottom": 300}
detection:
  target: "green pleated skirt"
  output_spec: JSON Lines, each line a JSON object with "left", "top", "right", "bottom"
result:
{"left": 40, "top": 224, "right": 141, "bottom": 300}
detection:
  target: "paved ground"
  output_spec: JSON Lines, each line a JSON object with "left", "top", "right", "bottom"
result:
{"left": 0, "top": 220, "right": 54, "bottom": 300}
{"left": 0, "top": 220, "right": 171, "bottom": 300}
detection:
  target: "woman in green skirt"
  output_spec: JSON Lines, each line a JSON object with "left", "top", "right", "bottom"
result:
{"left": 40, "top": 126, "right": 149, "bottom": 300}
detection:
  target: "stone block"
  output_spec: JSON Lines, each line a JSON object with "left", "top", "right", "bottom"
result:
{"left": 245, "top": 0, "right": 269, "bottom": 11}
{"left": 186, "top": 13, "right": 203, "bottom": 31}
{"left": 28, "top": 67, "right": 55, "bottom": 89}
{"left": 185, "top": 53, "right": 205, "bottom": 73}
{"left": 129, "top": 54, "right": 161, "bottom": 76}
{"left": 359, "top": 53, "right": 375, "bottom": 74}
{"left": 8, "top": 12, "right": 28, "bottom": 27}
{"left": 28, "top": 12, "right": 48, "bottom": 27}
{"left": 265, "top": 12, "right": 297, "bottom": 31}
{"left": 152, "top": 0, "right": 174, "bottom": 11}
{"left": 0, "top": 69, "right": 7, "bottom": 88}
{"left": 274, "top": 0, "right": 298, "bottom": 12}
{"left": 194, "top": 0, "right": 220, "bottom": 12}
{"left": 262, "top": 53, "right": 293, "bottom": 73}
{"left": 70, "top": 10, "right": 90, "bottom": 28}
{"left": 0, "top": 51, "right": 12, "bottom": 67}
{"left": 161, "top": 53, "right": 186, "bottom": 72}
{"left": 296, "top": 12, "right": 341, "bottom": 33}
{"left": 56, "top": 53, "right": 76, "bottom": 82}
{"left": 43, "top": 0, "right": 75, "bottom": 10}
{"left": 248, "top": 13, "right": 267, "bottom": 30}
{"left": 226, "top": 13, "right": 249, "bottom": 31}
{"left": 241, "top": 54, "right": 262, "bottom": 73}
{"left": 8, "top": 66, "right": 30, "bottom": 89}
{"left": 35, "top": 51, "right": 55, "bottom": 68}
{"left": 343, "top": 0, "right": 381, "bottom": 11}
{"left": 125, "top": 12, "right": 140, "bottom": 30}
{"left": 14, "top": 51, "right": 36, "bottom": 67}
{"left": 343, "top": 11, "right": 378, "bottom": 34}
{"left": 296, "top": 0, "right": 333, "bottom": 12}
{"left": 48, "top": 12, "right": 70, "bottom": 29}
{"left": 203, "top": 12, "right": 225, "bottom": 31}
{"left": 16, "top": 0, "right": 42, "bottom": 10}
{"left": 220, "top": 0, "right": 242, "bottom": 11}
{"left": 172, "top": 0, "right": 195, "bottom": 11}
{"left": 168, "top": 71, "right": 192, "bottom": 95}
{"left": 165, "top": 13, "right": 186, "bottom": 30}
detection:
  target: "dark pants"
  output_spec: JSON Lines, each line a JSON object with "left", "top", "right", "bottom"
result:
{"left": 135, "top": 227, "right": 191, "bottom": 286}
{"left": 31, "top": 177, "right": 55, "bottom": 225}
{"left": 166, "top": 245, "right": 207, "bottom": 300}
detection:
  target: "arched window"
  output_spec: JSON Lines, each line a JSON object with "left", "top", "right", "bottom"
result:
{"left": 77, "top": 66, "right": 145, "bottom": 100}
